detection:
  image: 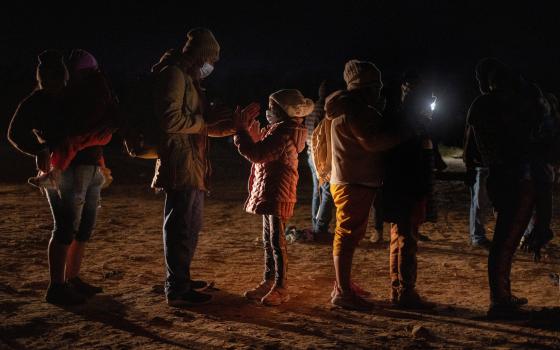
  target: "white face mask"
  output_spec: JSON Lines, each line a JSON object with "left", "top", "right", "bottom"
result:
{"left": 199, "top": 62, "right": 214, "bottom": 79}
{"left": 266, "top": 109, "right": 280, "bottom": 124}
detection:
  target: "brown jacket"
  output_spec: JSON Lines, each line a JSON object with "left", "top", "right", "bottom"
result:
{"left": 234, "top": 119, "right": 307, "bottom": 220}
{"left": 326, "top": 90, "right": 404, "bottom": 187}
{"left": 151, "top": 53, "right": 234, "bottom": 191}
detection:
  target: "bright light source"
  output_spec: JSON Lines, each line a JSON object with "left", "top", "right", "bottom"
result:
{"left": 430, "top": 101, "right": 436, "bottom": 111}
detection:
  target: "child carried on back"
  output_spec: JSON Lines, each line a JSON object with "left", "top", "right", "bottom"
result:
{"left": 29, "top": 49, "right": 117, "bottom": 190}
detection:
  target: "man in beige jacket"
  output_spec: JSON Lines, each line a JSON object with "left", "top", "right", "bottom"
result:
{"left": 151, "top": 28, "right": 259, "bottom": 307}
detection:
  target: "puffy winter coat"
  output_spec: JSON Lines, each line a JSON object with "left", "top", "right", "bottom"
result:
{"left": 234, "top": 118, "right": 307, "bottom": 219}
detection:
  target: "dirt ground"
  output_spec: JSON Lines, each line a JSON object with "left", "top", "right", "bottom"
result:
{"left": 1, "top": 140, "right": 560, "bottom": 350}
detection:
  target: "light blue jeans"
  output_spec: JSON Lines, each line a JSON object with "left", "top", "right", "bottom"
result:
{"left": 307, "top": 152, "right": 334, "bottom": 233}
{"left": 469, "top": 167, "right": 490, "bottom": 244}
{"left": 46, "top": 165, "right": 104, "bottom": 245}
{"left": 307, "top": 152, "right": 320, "bottom": 228}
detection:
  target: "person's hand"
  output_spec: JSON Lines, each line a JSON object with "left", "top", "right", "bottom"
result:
{"left": 35, "top": 147, "right": 51, "bottom": 173}
{"left": 241, "top": 102, "right": 260, "bottom": 124}
{"left": 233, "top": 102, "right": 260, "bottom": 131}
{"left": 521, "top": 228, "right": 554, "bottom": 263}
{"left": 247, "top": 120, "right": 262, "bottom": 142}
{"left": 232, "top": 106, "right": 245, "bottom": 131}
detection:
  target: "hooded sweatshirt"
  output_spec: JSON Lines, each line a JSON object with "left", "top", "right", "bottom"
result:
{"left": 326, "top": 90, "right": 404, "bottom": 187}
{"left": 234, "top": 118, "right": 307, "bottom": 220}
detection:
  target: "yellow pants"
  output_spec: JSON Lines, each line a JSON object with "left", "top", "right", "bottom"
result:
{"left": 331, "top": 184, "right": 377, "bottom": 256}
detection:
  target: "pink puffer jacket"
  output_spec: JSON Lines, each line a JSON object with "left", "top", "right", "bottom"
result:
{"left": 234, "top": 118, "right": 307, "bottom": 220}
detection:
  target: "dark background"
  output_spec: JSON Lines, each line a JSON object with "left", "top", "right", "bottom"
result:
{"left": 1, "top": 0, "right": 559, "bottom": 147}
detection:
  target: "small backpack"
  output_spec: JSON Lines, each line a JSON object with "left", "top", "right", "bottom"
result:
{"left": 118, "top": 73, "right": 160, "bottom": 159}
{"left": 311, "top": 117, "right": 332, "bottom": 184}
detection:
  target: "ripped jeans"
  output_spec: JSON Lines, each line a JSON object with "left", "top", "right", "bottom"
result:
{"left": 46, "top": 165, "right": 104, "bottom": 245}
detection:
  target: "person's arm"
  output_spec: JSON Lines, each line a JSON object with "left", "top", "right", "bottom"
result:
{"left": 7, "top": 98, "right": 47, "bottom": 157}
{"left": 463, "top": 124, "right": 477, "bottom": 168}
{"left": 208, "top": 119, "right": 236, "bottom": 137}
{"left": 153, "top": 66, "right": 204, "bottom": 134}
{"left": 234, "top": 127, "right": 286, "bottom": 164}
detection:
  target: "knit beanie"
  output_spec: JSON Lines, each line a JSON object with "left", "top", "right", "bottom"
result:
{"left": 182, "top": 28, "right": 220, "bottom": 63}
{"left": 343, "top": 59, "right": 382, "bottom": 91}
{"left": 68, "top": 49, "right": 99, "bottom": 73}
{"left": 270, "top": 89, "right": 315, "bottom": 118}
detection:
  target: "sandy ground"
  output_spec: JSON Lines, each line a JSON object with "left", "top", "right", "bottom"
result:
{"left": 1, "top": 140, "right": 560, "bottom": 350}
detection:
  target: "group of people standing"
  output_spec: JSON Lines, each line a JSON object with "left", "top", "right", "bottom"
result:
{"left": 7, "top": 27, "right": 557, "bottom": 319}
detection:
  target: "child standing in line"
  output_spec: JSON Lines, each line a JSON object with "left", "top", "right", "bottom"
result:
{"left": 234, "top": 89, "right": 313, "bottom": 306}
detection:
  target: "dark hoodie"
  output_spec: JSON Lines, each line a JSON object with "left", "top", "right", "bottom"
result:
{"left": 234, "top": 118, "right": 307, "bottom": 220}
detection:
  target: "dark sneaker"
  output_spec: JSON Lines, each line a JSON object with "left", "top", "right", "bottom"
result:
{"left": 167, "top": 289, "right": 212, "bottom": 307}
{"left": 487, "top": 304, "right": 528, "bottom": 320}
{"left": 487, "top": 295, "right": 529, "bottom": 319}
{"left": 396, "top": 290, "right": 436, "bottom": 310}
{"left": 68, "top": 276, "right": 103, "bottom": 297}
{"left": 191, "top": 280, "right": 214, "bottom": 292}
{"left": 509, "top": 294, "right": 528, "bottom": 307}
{"left": 45, "top": 283, "right": 86, "bottom": 305}
{"left": 471, "top": 238, "right": 492, "bottom": 250}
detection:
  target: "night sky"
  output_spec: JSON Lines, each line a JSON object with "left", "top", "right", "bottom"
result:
{"left": 1, "top": 0, "right": 559, "bottom": 144}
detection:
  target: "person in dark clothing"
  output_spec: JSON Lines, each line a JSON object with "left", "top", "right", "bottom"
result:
{"left": 467, "top": 58, "right": 539, "bottom": 318}
{"left": 382, "top": 71, "right": 436, "bottom": 309}
{"left": 520, "top": 92, "right": 559, "bottom": 261}
{"left": 8, "top": 50, "right": 114, "bottom": 305}
{"left": 463, "top": 121, "right": 492, "bottom": 249}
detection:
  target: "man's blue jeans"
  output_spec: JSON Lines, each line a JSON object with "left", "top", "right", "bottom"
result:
{"left": 163, "top": 189, "right": 204, "bottom": 297}
{"left": 315, "top": 182, "right": 334, "bottom": 233}
{"left": 469, "top": 167, "right": 490, "bottom": 244}
{"left": 308, "top": 153, "right": 320, "bottom": 227}
{"left": 307, "top": 153, "right": 334, "bottom": 233}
